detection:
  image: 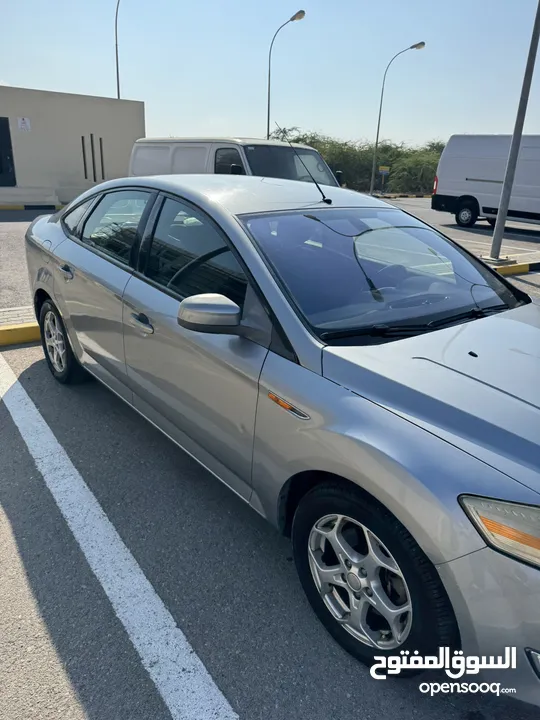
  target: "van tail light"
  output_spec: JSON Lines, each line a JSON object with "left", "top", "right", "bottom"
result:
{"left": 433, "top": 175, "right": 438, "bottom": 195}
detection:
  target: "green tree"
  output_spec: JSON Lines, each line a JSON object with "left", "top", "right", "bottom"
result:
{"left": 269, "top": 129, "right": 445, "bottom": 194}
{"left": 387, "top": 151, "right": 440, "bottom": 194}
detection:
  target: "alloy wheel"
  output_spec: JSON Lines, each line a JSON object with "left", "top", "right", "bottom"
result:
{"left": 43, "top": 310, "right": 66, "bottom": 374}
{"left": 308, "top": 514, "right": 413, "bottom": 649}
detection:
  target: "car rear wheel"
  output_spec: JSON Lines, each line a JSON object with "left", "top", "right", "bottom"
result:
{"left": 486, "top": 217, "right": 496, "bottom": 228}
{"left": 455, "top": 202, "right": 478, "bottom": 227}
{"left": 292, "top": 483, "right": 458, "bottom": 672}
{"left": 39, "top": 300, "right": 88, "bottom": 384}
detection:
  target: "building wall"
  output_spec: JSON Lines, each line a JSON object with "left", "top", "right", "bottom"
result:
{"left": 0, "top": 86, "right": 145, "bottom": 205}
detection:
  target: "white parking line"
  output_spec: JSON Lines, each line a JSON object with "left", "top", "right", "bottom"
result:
{"left": 0, "top": 354, "right": 238, "bottom": 720}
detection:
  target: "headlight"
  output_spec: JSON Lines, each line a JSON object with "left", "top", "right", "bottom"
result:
{"left": 460, "top": 496, "right": 540, "bottom": 569}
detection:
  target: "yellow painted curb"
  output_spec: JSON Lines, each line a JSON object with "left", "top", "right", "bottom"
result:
{"left": 495, "top": 263, "right": 531, "bottom": 276}
{"left": 0, "top": 322, "right": 40, "bottom": 347}
{"left": 0, "top": 204, "right": 25, "bottom": 211}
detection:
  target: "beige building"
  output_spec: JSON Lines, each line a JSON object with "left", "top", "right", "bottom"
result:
{"left": 0, "top": 86, "right": 145, "bottom": 208}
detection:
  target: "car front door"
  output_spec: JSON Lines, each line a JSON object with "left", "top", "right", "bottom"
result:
{"left": 122, "top": 195, "right": 272, "bottom": 499}
{"left": 54, "top": 188, "right": 155, "bottom": 400}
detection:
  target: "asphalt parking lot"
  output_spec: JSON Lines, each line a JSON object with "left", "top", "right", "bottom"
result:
{"left": 1, "top": 202, "right": 540, "bottom": 719}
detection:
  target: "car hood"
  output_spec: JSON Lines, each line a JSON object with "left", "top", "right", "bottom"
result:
{"left": 323, "top": 302, "right": 540, "bottom": 494}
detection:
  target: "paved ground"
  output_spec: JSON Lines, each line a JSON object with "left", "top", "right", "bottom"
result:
{"left": 0, "top": 211, "right": 36, "bottom": 313}
{"left": 1, "top": 345, "right": 538, "bottom": 720}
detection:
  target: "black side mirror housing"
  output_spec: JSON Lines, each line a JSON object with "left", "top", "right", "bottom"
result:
{"left": 230, "top": 164, "right": 245, "bottom": 175}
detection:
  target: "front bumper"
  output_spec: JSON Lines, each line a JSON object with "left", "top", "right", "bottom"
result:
{"left": 437, "top": 546, "right": 540, "bottom": 706}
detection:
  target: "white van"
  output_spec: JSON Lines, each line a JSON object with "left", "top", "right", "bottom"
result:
{"left": 129, "top": 137, "right": 340, "bottom": 187}
{"left": 432, "top": 134, "right": 540, "bottom": 227}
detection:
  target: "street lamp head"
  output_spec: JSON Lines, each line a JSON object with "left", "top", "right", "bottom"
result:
{"left": 410, "top": 41, "right": 426, "bottom": 50}
{"left": 290, "top": 9, "right": 306, "bottom": 21}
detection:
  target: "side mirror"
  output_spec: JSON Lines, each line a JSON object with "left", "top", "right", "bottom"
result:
{"left": 334, "top": 170, "right": 345, "bottom": 186}
{"left": 230, "top": 163, "right": 245, "bottom": 175}
{"left": 177, "top": 293, "right": 241, "bottom": 334}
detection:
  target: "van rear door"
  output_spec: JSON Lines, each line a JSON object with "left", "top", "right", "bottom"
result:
{"left": 170, "top": 143, "right": 211, "bottom": 173}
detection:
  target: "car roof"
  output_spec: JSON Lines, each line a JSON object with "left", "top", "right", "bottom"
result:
{"left": 134, "top": 137, "right": 316, "bottom": 150}
{"left": 85, "top": 175, "right": 389, "bottom": 216}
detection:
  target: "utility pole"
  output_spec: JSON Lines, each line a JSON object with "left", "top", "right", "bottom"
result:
{"left": 115, "top": 0, "right": 122, "bottom": 99}
{"left": 488, "top": 0, "right": 540, "bottom": 261}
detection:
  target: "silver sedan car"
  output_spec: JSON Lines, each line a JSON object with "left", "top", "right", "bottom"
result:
{"left": 26, "top": 175, "right": 540, "bottom": 705}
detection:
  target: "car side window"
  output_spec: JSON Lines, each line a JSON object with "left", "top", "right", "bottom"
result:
{"left": 215, "top": 148, "right": 245, "bottom": 175}
{"left": 62, "top": 199, "right": 93, "bottom": 236}
{"left": 145, "top": 197, "right": 248, "bottom": 308}
{"left": 81, "top": 190, "right": 151, "bottom": 264}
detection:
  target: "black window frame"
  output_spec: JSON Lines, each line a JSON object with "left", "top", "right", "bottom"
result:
{"left": 61, "top": 187, "right": 158, "bottom": 271}
{"left": 135, "top": 191, "right": 298, "bottom": 362}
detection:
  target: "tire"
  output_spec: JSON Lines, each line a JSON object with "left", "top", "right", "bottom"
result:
{"left": 39, "top": 300, "right": 88, "bottom": 384}
{"left": 486, "top": 217, "right": 496, "bottom": 228}
{"left": 292, "top": 483, "right": 459, "bottom": 673}
{"left": 455, "top": 201, "right": 478, "bottom": 227}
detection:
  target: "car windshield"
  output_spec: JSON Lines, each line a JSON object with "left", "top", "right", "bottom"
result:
{"left": 243, "top": 145, "right": 337, "bottom": 186}
{"left": 241, "top": 207, "right": 526, "bottom": 342}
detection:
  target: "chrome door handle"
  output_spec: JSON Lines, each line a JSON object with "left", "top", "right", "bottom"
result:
{"left": 57, "top": 263, "right": 74, "bottom": 280}
{"left": 130, "top": 312, "right": 154, "bottom": 335}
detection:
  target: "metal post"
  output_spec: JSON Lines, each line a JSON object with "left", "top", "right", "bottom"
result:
{"left": 489, "top": 0, "right": 540, "bottom": 261}
{"left": 115, "top": 0, "right": 122, "bottom": 99}
{"left": 266, "top": 21, "right": 289, "bottom": 140}
{"left": 369, "top": 49, "right": 408, "bottom": 195}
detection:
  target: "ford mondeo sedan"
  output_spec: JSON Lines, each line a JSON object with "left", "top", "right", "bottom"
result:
{"left": 26, "top": 175, "right": 540, "bottom": 705}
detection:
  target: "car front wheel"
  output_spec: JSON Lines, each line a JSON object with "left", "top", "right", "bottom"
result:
{"left": 292, "top": 483, "right": 459, "bottom": 671}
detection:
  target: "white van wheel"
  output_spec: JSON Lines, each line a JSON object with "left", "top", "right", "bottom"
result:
{"left": 455, "top": 202, "right": 478, "bottom": 227}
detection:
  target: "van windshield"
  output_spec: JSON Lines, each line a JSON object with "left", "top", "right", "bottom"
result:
{"left": 243, "top": 145, "right": 337, "bottom": 186}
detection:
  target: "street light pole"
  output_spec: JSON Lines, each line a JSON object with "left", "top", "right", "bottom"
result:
{"left": 369, "top": 42, "right": 425, "bottom": 195}
{"left": 115, "top": 0, "right": 122, "bottom": 99}
{"left": 266, "top": 10, "right": 305, "bottom": 140}
{"left": 488, "top": 0, "right": 540, "bottom": 261}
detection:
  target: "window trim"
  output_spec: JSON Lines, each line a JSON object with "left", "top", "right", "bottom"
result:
{"left": 133, "top": 191, "right": 298, "bottom": 362}
{"left": 63, "top": 188, "right": 158, "bottom": 271}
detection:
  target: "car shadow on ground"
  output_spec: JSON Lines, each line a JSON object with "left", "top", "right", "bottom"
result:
{"left": 1, "top": 353, "right": 538, "bottom": 720}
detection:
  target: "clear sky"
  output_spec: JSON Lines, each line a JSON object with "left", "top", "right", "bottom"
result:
{"left": 2, "top": 0, "right": 539, "bottom": 146}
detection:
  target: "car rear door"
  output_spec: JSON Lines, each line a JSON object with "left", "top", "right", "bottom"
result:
{"left": 54, "top": 188, "right": 156, "bottom": 401}
{"left": 122, "top": 193, "right": 272, "bottom": 499}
